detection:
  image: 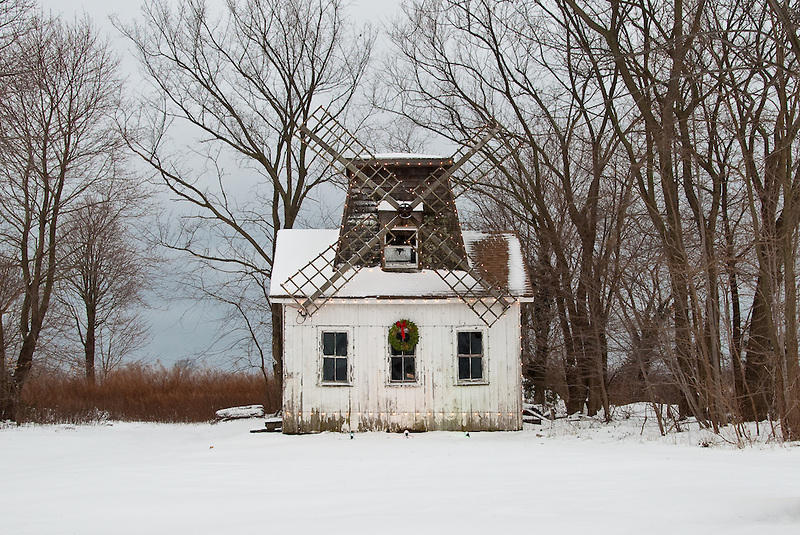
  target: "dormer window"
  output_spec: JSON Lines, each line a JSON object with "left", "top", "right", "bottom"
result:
{"left": 384, "top": 227, "right": 419, "bottom": 270}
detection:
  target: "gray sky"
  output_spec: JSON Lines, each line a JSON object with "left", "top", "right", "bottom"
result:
{"left": 32, "top": 0, "right": 406, "bottom": 367}
{"left": 39, "top": 0, "right": 404, "bottom": 27}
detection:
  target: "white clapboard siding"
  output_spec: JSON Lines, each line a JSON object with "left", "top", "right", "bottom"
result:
{"left": 282, "top": 300, "right": 523, "bottom": 433}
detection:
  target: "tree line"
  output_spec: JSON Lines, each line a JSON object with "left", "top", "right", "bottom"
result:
{"left": 384, "top": 0, "right": 800, "bottom": 440}
{"left": 0, "top": 0, "right": 150, "bottom": 419}
{"left": 3, "top": 0, "right": 800, "bottom": 441}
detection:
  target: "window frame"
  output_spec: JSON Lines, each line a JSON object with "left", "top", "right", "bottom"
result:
{"left": 383, "top": 226, "right": 419, "bottom": 270}
{"left": 387, "top": 339, "right": 420, "bottom": 386}
{"left": 319, "top": 329, "right": 351, "bottom": 386}
{"left": 455, "top": 328, "right": 488, "bottom": 385}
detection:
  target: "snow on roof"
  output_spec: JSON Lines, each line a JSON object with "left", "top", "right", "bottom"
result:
{"left": 371, "top": 153, "right": 449, "bottom": 160}
{"left": 269, "top": 229, "right": 532, "bottom": 300}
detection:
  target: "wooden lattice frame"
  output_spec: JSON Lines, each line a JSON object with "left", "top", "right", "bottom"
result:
{"left": 281, "top": 107, "right": 515, "bottom": 325}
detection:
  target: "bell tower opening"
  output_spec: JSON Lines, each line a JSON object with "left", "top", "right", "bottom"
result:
{"left": 384, "top": 226, "right": 419, "bottom": 271}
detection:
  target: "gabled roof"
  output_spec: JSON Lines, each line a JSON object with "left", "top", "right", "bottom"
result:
{"left": 269, "top": 229, "right": 533, "bottom": 300}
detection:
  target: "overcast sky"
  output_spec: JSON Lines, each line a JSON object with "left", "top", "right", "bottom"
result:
{"left": 38, "top": 0, "right": 404, "bottom": 27}
{"left": 39, "top": 0, "right": 404, "bottom": 69}
{"left": 30, "top": 0, "right": 406, "bottom": 366}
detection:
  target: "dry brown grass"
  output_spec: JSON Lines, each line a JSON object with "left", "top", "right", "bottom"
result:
{"left": 18, "top": 364, "right": 280, "bottom": 424}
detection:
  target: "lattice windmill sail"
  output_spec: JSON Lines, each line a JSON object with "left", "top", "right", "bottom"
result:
{"left": 280, "top": 106, "right": 516, "bottom": 326}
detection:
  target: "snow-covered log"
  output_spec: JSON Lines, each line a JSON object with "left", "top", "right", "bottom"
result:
{"left": 215, "top": 405, "right": 265, "bottom": 420}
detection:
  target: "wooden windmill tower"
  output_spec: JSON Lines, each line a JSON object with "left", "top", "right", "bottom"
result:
{"left": 280, "top": 108, "right": 514, "bottom": 325}
{"left": 270, "top": 108, "right": 533, "bottom": 434}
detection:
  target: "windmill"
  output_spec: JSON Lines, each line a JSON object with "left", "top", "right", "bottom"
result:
{"left": 280, "top": 107, "right": 515, "bottom": 326}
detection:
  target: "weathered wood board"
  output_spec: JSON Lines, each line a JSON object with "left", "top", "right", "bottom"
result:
{"left": 281, "top": 300, "right": 523, "bottom": 433}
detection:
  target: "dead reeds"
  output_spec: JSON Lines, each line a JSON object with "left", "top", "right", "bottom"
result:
{"left": 17, "top": 364, "right": 280, "bottom": 424}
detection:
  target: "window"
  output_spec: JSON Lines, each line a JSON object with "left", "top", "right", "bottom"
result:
{"left": 384, "top": 227, "right": 418, "bottom": 270}
{"left": 389, "top": 345, "right": 416, "bottom": 383}
{"left": 457, "top": 331, "right": 484, "bottom": 382}
{"left": 321, "top": 331, "right": 348, "bottom": 383}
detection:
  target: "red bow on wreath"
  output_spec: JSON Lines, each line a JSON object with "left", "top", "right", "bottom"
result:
{"left": 395, "top": 320, "right": 408, "bottom": 340}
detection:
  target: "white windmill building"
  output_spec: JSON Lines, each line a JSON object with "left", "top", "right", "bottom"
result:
{"left": 269, "top": 110, "right": 533, "bottom": 433}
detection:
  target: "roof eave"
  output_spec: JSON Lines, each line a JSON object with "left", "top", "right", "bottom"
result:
{"left": 270, "top": 294, "right": 534, "bottom": 303}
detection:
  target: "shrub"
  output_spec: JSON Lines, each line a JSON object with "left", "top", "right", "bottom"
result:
{"left": 17, "top": 363, "right": 280, "bottom": 424}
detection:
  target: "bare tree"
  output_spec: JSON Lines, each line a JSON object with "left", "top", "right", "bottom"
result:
{"left": 0, "top": 15, "right": 124, "bottom": 420}
{"left": 117, "top": 0, "right": 373, "bottom": 387}
{"left": 0, "top": 0, "right": 28, "bottom": 411}
{"left": 710, "top": 0, "right": 800, "bottom": 438}
{"left": 381, "top": 0, "right": 800, "bottom": 439}
{"left": 0, "top": 0, "right": 32, "bottom": 57}
{"left": 386, "top": 0, "right": 632, "bottom": 416}
{"left": 57, "top": 195, "right": 152, "bottom": 384}
{"left": 0, "top": 256, "right": 22, "bottom": 414}
{"left": 549, "top": 0, "right": 717, "bottom": 423}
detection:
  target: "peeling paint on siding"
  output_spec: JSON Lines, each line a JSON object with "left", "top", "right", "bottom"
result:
{"left": 281, "top": 302, "right": 523, "bottom": 434}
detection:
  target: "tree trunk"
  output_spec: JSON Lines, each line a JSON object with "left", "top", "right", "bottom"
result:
{"left": 565, "top": 363, "right": 586, "bottom": 414}
{"left": 7, "top": 318, "right": 43, "bottom": 421}
{"left": 528, "top": 258, "right": 555, "bottom": 405}
{"left": 722, "top": 178, "right": 747, "bottom": 421}
{"left": 0, "top": 314, "right": 12, "bottom": 421}
{"left": 780, "top": 182, "right": 800, "bottom": 439}
{"left": 271, "top": 302, "right": 283, "bottom": 395}
{"left": 84, "top": 305, "right": 96, "bottom": 385}
{"left": 744, "top": 276, "right": 774, "bottom": 421}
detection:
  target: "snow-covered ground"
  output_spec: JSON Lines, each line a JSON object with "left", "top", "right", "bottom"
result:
{"left": 2, "top": 410, "right": 799, "bottom": 534}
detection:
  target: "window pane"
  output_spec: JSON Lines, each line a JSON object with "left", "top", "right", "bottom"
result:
{"left": 458, "top": 356, "right": 470, "bottom": 380}
{"left": 458, "top": 331, "right": 483, "bottom": 355}
{"left": 391, "top": 356, "right": 403, "bottom": 381}
{"left": 471, "top": 332, "right": 483, "bottom": 355}
{"left": 322, "top": 357, "right": 335, "bottom": 382}
{"left": 404, "top": 356, "right": 416, "bottom": 381}
{"left": 472, "top": 356, "right": 483, "bottom": 380}
{"left": 335, "top": 332, "right": 348, "bottom": 356}
{"left": 335, "top": 357, "right": 347, "bottom": 382}
{"left": 322, "top": 332, "right": 335, "bottom": 355}
{"left": 457, "top": 332, "right": 470, "bottom": 355}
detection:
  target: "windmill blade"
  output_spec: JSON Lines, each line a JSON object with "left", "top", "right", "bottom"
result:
{"left": 299, "top": 106, "right": 369, "bottom": 162}
{"left": 418, "top": 225, "right": 513, "bottom": 327}
{"left": 447, "top": 129, "right": 520, "bottom": 200}
{"left": 282, "top": 217, "right": 514, "bottom": 323}
{"left": 279, "top": 241, "right": 338, "bottom": 315}
{"left": 299, "top": 107, "right": 405, "bottom": 212}
{"left": 281, "top": 107, "right": 408, "bottom": 315}
{"left": 408, "top": 125, "right": 501, "bottom": 210}
{"left": 400, "top": 125, "right": 515, "bottom": 327}
{"left": 280, "top": 215, "right": 402, "bottom": 316}
{"left": 283, "top": 106, "right": 516, "bottom": 322}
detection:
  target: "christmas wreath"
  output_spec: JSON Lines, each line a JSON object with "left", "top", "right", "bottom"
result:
{"left": 388, "top": 319, "right": 419, "bottom": 352}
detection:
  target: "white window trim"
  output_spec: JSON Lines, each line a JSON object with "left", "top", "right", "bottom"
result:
{"left": 318, "top": 327, "right": 352, "bottom": 386}
{"left": 386, "top": 337, "right": 422, "bottom": 387}
{"left": 454, "top": 327, "right": 489, "bottom": 385}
